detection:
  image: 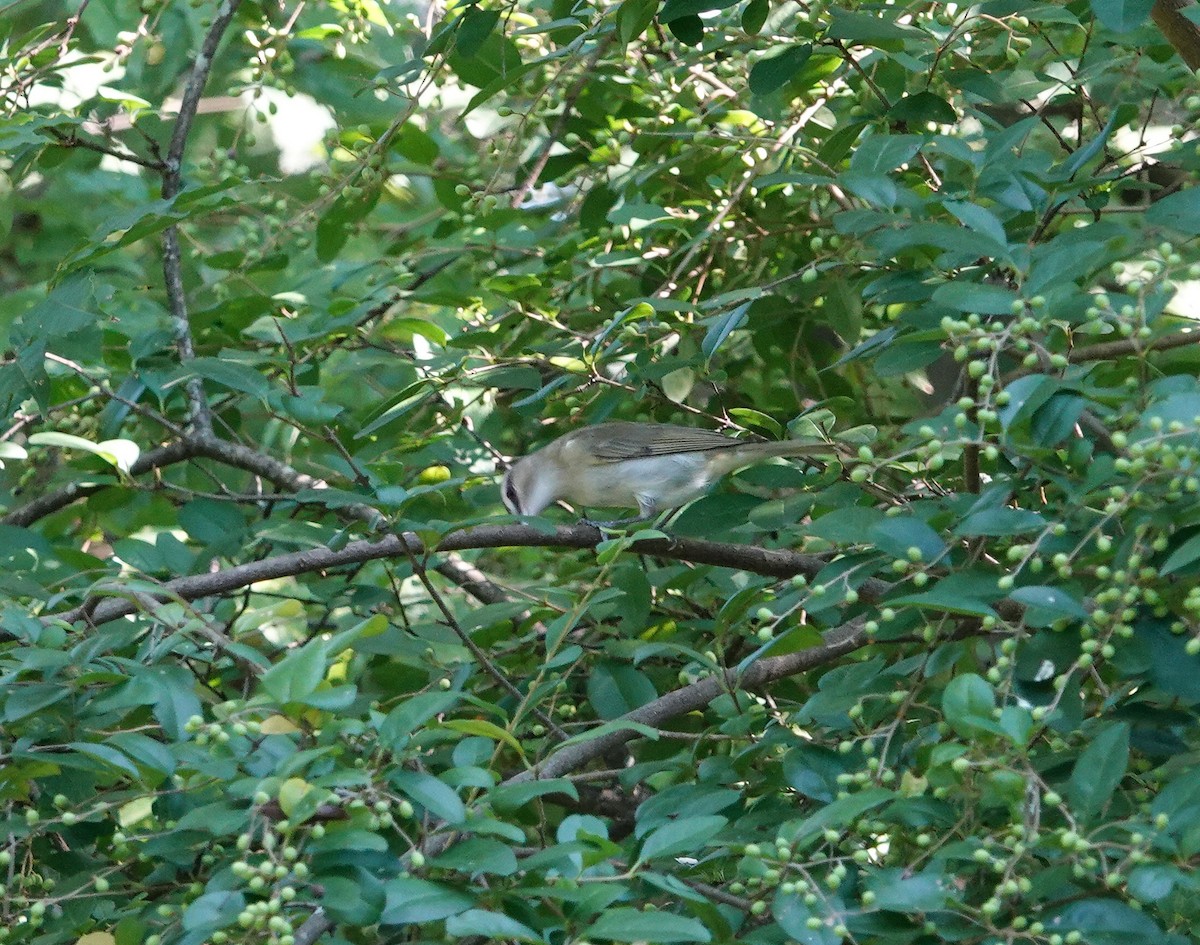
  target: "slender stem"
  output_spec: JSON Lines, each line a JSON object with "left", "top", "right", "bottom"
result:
{"left": 160, "top": 0, "right": 244, "bottom": 435}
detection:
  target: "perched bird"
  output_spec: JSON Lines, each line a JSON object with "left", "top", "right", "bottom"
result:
{"left": 502, "top": 420, "right": 834, "bottom": 522}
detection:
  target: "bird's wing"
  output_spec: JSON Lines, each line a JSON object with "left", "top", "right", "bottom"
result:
{"left": 585, "top": 422, "right": 742, "bottom": 461}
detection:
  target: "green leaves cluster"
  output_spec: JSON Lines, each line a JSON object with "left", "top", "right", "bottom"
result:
{"left": 3, "top": 0, "right": 1200, "bottom": 943}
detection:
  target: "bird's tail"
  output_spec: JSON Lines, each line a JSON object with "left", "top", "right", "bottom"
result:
{"left": 707, "top": 438, "right": 842, "bottom": 477}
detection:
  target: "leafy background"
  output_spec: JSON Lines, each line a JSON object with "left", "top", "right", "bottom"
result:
{"left": 3, "top": 0, "right": 1200, "bottom": 943}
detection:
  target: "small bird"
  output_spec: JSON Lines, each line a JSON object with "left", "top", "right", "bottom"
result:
{"left": 502, "top": 420, "right": 835, "bottom": 522}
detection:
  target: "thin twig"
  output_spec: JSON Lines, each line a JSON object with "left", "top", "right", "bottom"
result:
{"left": 47, "top": 127, "right": 164, "bottom": 170}
{"left": 44, "top": 353, "right": 182, "bottom": 435}
{"left": 1003, "top": 327, "right": 1198, "bottom": 382}
{"left": 160, "top": 0, "right": 244, "bottom": 435}
{"left": 509, "top": 38, "right": 611, "bottom": 209}
{"left": 399, "top": 539, "right": 568, "bottom": 740}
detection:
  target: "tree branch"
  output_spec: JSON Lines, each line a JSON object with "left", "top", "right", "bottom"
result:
{"left": 1152, "top": 0, "right": 1200, "bottom": 71}
{"left": 48, "top": 126, "right": 165, "bottom": 170}
{"left": 161, "top": 0, "right": 244, "bottom": 435}
{"left": 293, "top": 909, "right": 332, "bottom": 945}
{"left": 3, "top": 440, "right": 200, "bottom": 528}
{"left": 1004, "top": 327, "right": 1199, "bottom": 383}
{"left": 508, "top": 617, "right": 872, "bottom": 783}
{"left": 49, "top": 525, "right": 885, "bottom": 627}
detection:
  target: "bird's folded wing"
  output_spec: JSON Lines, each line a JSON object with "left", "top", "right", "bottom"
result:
{"left": 587, "top": 423, "right": 742, "bottom": 461}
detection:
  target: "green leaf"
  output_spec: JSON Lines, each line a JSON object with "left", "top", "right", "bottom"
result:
{"left": 956, "top": 504, "right": 1046, "bottom": 537}
{"left": 701, "top": 302, "right": 749, "bottom": 364}
{"left": 491, "top": 779, "right": 579, "bottom": 812}
{"left": 146, "top": 665, "right": 204, "bottom": 741}
{"left": 1009, "top": 586, "right": 1088, "bottom": 626}
{"left": 637, "top": 814, "right": 727, "bottom": 863}
{"left": 470, "top": 365, "right": 542, "bottom": 390}
{"left": 942, "top": 674, "right": 1003, "bottom": 737}
{"left": 1048, "top": 898, "right": 1165, "bottom": 945}
{"left": 319, "top": 869, "right": 385, "bottom": 925}
{"left": 773, "top": 894, "right": 840, "bottom": 943}
{"left": 1068, "top": 722, "right": 1129, "bottom": 819}
{"left": 659, "top": 0, "right": 738, "bottom": 21}
{"left": 278, "top": 777, "right": 318, "bottom": 819}
{"left": 889, "top": 91, "right": 956, "bottom": 124}
{"left": 931, "top": 281, "right": 1018, "bottom": 314}
{"left": 849, "top": 132, "right": 923, "bottom": 172}
{"left": 27, "top": 432, "right": 140, "bottom": 473}
{"left": 999, "top": 705, "right": 1034, "bottom": 746}
{"left": 188, "top": 357, "right": 271, "bottom": 398}
{"left": 786, "top": 788, "right": 894, "bottom": 846}
{"left": 1089, "top": 0, "right": 1155, "bottom": 32}
{"left": 783, "top": 744, "right": 847, "bottom": 803}
{"left": 559, "top": 718, "right": 662, "bottom": 747}
{"left": 441, "top": 718, "right": 524, "bottom": 755}
{"left": 118, "top": 795, "right": 156, "bottom": 827}
{"left": 998, "top": 374, "right": 1059, "bottom": 431}
{"left": 380, "top": 878, "right": 473, "bottom": 925}
{"left": 587, "top": 908, "right": 712, "bottom": 943}
{"left": 943, "top": 200, "right": 1007, "bottom": 252}
{"left": 178, "top": 500, "right": 247, "bottom": 555}
{"left": 587, "top": 662, "right": 658, "bottom": 719}
{"left": 1142, "top": 618, "right": 1200, "bottom": 705}
{"left": 69, "top": 743, "right": 141, "bottom": 779}
{"left": 617, "top": 0, "right": 658, "bottom": 43}
{"left": 741, "top": 0, "right": 768, "bottom": 34}
{"left": 868, "top": 516, "right": 945, "bottom": 561}
{"left": 445, "top": 910, "right": 539, "bottom": 941}
{"left": 183, "top": 891, "right": 246, "bottom": 932}
{"left": 667, "top": 14, "right": 704, "bottom": 44}
{"left": 748, "top": 44, "right": 813, "bottom": 96}
{"left": 826, "top": 8, "right": 923, "bottom": 41}
{"left": 259, "top": 640, "right": 328, "bottom": 704}
{"left": 455, "top": 8, "right": 500, "bottom": 56}
{"left": 1127, "top": 864, "right": 1184, "bottom": 902}
{"left": 1033, "top": 392, "right": 1086, "bottom": 446}
{"left": 1057, "top": 112, "right": 1118, "bottom": 179}
{"left": 1161, "top": 532, "right": 1200, "bottom": 576}
{"left": 809, "top": 506, "right": 887, "bottom": 543}
{"left": 1145, "top": 187, "right": 1200, "bottom": 234}
{"left": 0, "top": 170, "right": 11, "bottom": 243}
{"left": 4, "top": 683, "right": 70, "bottom": 721}
{"left": 391, "top": 770, "right": 466, "bottom": 823}
{"left": 268, "top": 387, "right": 343, "bottom": 425}
{"left": 866, "top": 868, "right": 952, "bottom": 911}
{"left": 431, "top": 837, "right": 520, "bottom": 876}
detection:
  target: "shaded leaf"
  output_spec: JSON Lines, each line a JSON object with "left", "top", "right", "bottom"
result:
{"left": 380, "top": 878, "right": 473, "bottom": 925}
{"left": 587, "top": 908, "right": 712, "bottom": 943}
{"left": 1089, "top": 0, "right": 1156, "bottom": 32}
{"left": 749, "top": 45, "right": 813, "bottom": 96}
{"left": 638, "top": 814, "right": 727, "bottom": 863}
{"left": 445, "top": 910, "right": 539, "bottom": 941}
{"left": 1068, "top": 722, "right": 1129, "bottom": 819}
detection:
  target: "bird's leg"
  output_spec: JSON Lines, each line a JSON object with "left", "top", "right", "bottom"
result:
{"left": 580, "top": 495, "right": 674, "bottom": 531}
{"left": 579, "top": 513, "right": 648, "bottom": 530}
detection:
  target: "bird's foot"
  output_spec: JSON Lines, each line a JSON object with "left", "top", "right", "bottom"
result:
{"left": 579, "top": 515, "right": 645, "bottom": 530}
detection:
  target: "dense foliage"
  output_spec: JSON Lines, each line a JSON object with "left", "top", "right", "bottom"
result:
{"left": 4, "top": 0, "right": 1200, "bottom": 943}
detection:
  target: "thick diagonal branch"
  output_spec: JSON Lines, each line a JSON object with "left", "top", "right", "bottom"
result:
{"left": 507, "top": 617, "right": 873, "bottom": 783}
{"left": 1153, "top": 0, "right": 1200, "bottom": 71}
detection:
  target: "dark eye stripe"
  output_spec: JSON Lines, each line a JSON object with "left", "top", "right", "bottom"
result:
{"left": 504, "top": 477, "right": 521, "bottom": 513}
